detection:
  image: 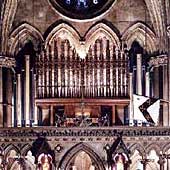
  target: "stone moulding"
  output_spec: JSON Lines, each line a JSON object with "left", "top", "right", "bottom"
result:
{"left": 0, "top": 55, "right": 16, "bottom": 68}
{"left": 0, "top": 127, "right": 170, "bottom": 138}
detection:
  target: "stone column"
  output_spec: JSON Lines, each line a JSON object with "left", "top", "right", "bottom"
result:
{"left": 163, "top": 66, "right": 169, "bottom": 126}
{"left": 158, "top": 154, "right": 165, "bottom": 170}
{"left": 145, "top": 72, "right": 150, "bottom": 97}
{"left": 16, "top": 74, "right": 22, "bottom": 127}
{"left": 6, "top": 69, "right": 12, "bottom": 127}
{"left": 50, "top": 105, "right": 54, "bottom": 126}
{"left": 153, "top": 67, "right": 159, "bottom": 98}
{"left": 129, "top": 73, "right": 133, "bottom": 124}
{"left": 34, "top": 74, "right": 38, "bottom": 126}
{"left": 136, "top": 54, "right": 142, "bottom": 95}
{"left": 25, "top": 55, "right": 30, "bottom": 127}
{"left": 0, "top": 68, "right": 3, "bottom": 127}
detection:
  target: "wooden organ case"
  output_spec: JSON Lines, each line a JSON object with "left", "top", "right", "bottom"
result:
{"left": 35, "top": 37, "right": 130, "bottom": 126}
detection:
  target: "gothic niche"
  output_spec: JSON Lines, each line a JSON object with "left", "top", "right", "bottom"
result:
{"left": 67, "top": 151, "right": 95, "bottom": 170}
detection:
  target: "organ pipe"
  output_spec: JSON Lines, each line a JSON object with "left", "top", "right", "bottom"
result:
{"left": 35, "top": 39, "right": 129, "bottom": 98}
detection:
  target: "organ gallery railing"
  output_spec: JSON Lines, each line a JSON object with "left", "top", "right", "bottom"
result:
{"left": 35, "top": 38, "right": 129, "bottom": 98}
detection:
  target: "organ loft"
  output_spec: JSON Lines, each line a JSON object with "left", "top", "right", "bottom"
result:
{"left": 0, "top": 0, "right": 170, "bottom": 169}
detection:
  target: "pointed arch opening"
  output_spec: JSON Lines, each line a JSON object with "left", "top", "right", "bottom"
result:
{"left": 8, "top": 23, "right": 44, "bottom": 56}
{"left": 122, "top": 22, "right": 157, "bottom": 53}
{"left": 59, "top": 143, "right": 105, "bottom": 170}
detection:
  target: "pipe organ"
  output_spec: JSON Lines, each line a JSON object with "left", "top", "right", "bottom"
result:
{"left": 35, "top": 38, "right": 129, "bottom": 99}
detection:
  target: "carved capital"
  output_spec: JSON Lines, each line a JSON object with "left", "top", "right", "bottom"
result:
{"left": 149, "top": 54, "right": 168, "bottom": 68}
{"left": 0, "top": 55, "right": 16, "bottom": 68}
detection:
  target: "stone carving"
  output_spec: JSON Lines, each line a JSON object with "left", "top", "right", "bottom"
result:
{"left": 149, "top": 54, "right": 168, "bottom": 67}
{"left": 0, "top": 55, "right": 16, "bottom": 68}
{"left": 0, "top": 127, "right": 169, "bottom": 138}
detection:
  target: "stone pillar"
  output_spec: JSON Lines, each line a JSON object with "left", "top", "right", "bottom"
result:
{"left": 50, "top": 105, "right": 54, "bottom": 126}
{"left": 34, "top": 74, "right": 38, "bottom": 126}
{"left": 153, "top": 67, "right": 159, "bottom": 98}
{"left": 136, "top": 54, "right": 142, "bottom": 95}
{"left": 163, "top": 66, "right": 169, "bottom": 126}
{"left": 158, "top": 154, "right": 165, "bottom": 170}
{"left": 16, "top": 74, "right": 22, "bottom": 127}
{"left": 0, "top": 68, "right": 3, "bottom": 127}
{"left": 25, "top": 55, "right": 30, "bottom": 127}
{"left": 145, "top": 72, "right": 150, "bottom": 97}
{"left": 129, "top": 73, "right": 133, "bottom": 124}
{"left": 6, "top": 69, "right": 12, "bottom": 127}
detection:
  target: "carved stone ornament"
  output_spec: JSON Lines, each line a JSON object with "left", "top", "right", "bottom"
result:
{"left": 149, "top": 54, "right": 168, "bottom": 67}
{"left": 0, "top": 55, "right": 16, "bottom": 68}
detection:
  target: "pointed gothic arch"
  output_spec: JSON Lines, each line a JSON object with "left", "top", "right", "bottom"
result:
{"left": 8, "top": 23, "right": 44, "bottom": 56}
{"left": 145, "top": 143, "right": 161, "bottom": 155}
{"left": 162, "top": 142, "right": 170, "bottom": 153}
{"left": 129, "top": 143, "right": 145, "bottom": 156}
{"left": 4, "top": 144, "right": 20, "bottom": 160}
{"left": 85, "top": 23, "right": 120, "bottom": 51}
{"left": 45, "top": 23, "right": 80, "bottom": 49}
{"left": 122, "top": 22, "right": 157, "bottom": 53}
{"left": 20, "top": 144, "right": 32, "bottom": 157}
{"left": 58, "top": 143, "right": 105, "bottom": 170}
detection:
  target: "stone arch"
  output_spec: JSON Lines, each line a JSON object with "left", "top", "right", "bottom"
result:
{"left": 122, "top": 22, "right": 157, "bottom": 53}
{"left": 1, "top": 0, "right": 18, "bottom": 53}
{"left": 58, "top": 143, "right": 105, "bottom": 170}
{"left": 8, "top": 22, "right": 44, "bottom": 56}
{"left": 85, "top": 23, "right": 120, "bottom": 52}
{"left": 45, "top": 22, "right": 80, "bottom": 50}
{"left": 144, "top": 0, "right": 165, "bottom": 43}
{"left": 129, "top": 143, "right": 145, "bottom": 156}
{"left": 4, "top": 144, "right": 20, "bottom": 159}
{"left": 162, "top": 143, "right": 170, "bottom": 153}
{"left": 145, "top": 143, "right": 161, "bottom": 155}
{"left": 21, "top": 144, "right": 32, "bottom": 156}
{"left": 130, "top": 150, "right": 143, "bottom": 170}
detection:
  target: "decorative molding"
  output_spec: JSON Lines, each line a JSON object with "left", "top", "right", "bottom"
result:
{"left": 0, "top": 55, "right": 16, "bottom": 68}
{"left": 0, "top": 127, "right": 170, "bottom": 138}
{"left": 149, "top": 54, "right": 168, "bottom": 67}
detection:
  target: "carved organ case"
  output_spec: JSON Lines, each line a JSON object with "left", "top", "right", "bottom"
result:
{"left": 35, "top": 31, "right": 130, "bottom": 126}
